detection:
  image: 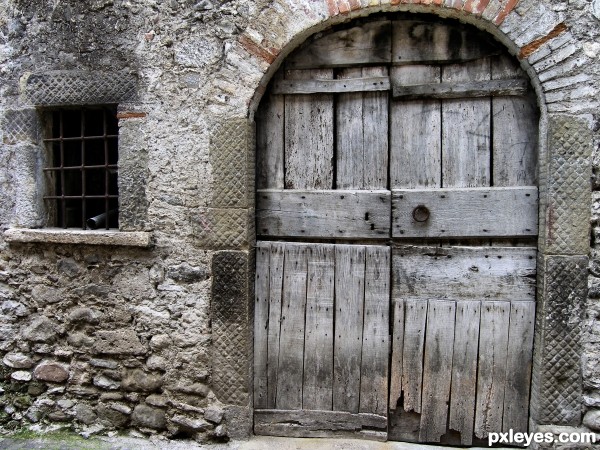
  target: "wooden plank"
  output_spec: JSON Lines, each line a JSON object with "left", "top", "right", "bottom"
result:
{"left": 390, "top": 65, "right": 441, "bottom": 189}
{"left": 502, "top": 301, "right": 535, "bottom": 433}
{"left": 392, "top": 20, "right": 501, "bottom": 64}
{"left": 254, "top": 409, "right": 387, "bottom": 440}
{"left": 303, "top": 245, "right": 335, "bottom": 411}
{"left": 273, "top": 76, "right": 390, "bottom": 94}
{"left": 266, "top": 242, "right": 285, "bottom": 408}
{"left": 337, "top": 67, "right": 389, "bottom": 190}
{"left": 449, "top": 301, "right": 481, "bottom": 446}
{"left": 333, "top": 245, "right": 365, "bottom": 413}
{"left": 389, "top": 298, "right": 404, "bottom": 411}
{"left": 360, "top": 246, "right": 390, "bottom": 416}
{"left": 257, "top": 189, "right": 391, "bottom": 239}
{"left": 492, "top": 55, "right": 539, "bottom": 187}
{"left": 393, "top": 246, "right": 536, "bottom": 301}
{"left": 442, "top": 58, "right": 492, "bottom": 188}
{"left": 253, "top": 242, "right": 271, "bottom": 409}
{"left": 256, "top": 73, "right": 285, "bottom": 189}
{"left": 286, "top": 20, "right": 392, "bottom": 69}
{"left": 284, "top": 69, "right": 333, "bottom": 189}
{"left": 401, "top": 299, "right": 427, "bottom": 414}
{"left": 392, "top": 79, "right": 528, "bottom": 99}
{"left": 420, "top": 300, "right": 456, "bottom": 442}
{"left": 392, "top": 187, "right": 538, "bottom": 238}
{"left": 474, "top": 301, "right": 511, "bottom": 439}
{"left": 276, "top": 244, "right": 308, "bottom": 410}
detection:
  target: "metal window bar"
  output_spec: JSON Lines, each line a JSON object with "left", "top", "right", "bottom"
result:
{"left": 43, "top": 107, "right": 119, "bottom": 230}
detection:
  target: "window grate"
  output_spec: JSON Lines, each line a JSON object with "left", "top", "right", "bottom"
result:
{"left": 43, "top": 106, "right": 119, "bottom": 230}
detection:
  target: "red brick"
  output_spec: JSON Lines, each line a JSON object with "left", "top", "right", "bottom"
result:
{"left": 326, "top": 0, "right": 339, "bottom": 16}
{"left": 494, "top": 0, "right": 519, "bottom": 25}
{"left": 348, "top": 0, "right": 362, "bottom": 10}
{"left": 473, "top": 0, "right": 491, "bottom": 14}
{"left": 239, "top": 35, "right": 277, "bottom": 64}
{"left": 519, "top": 22, "right": 568, "bottom": 59}
{"left": 338, "top": 0, "right": 352, "bottom": 14}
{"left": 116, "top": 111, "right": 147, "bottom": 119}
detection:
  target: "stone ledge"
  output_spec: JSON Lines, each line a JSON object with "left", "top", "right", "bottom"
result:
{"left": 4, "top": 228, "right": 152, "bottom": 247}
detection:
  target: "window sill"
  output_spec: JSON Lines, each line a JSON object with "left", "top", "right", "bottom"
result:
{"left": 4, "top": 228, "right": 152, "bottom": 248}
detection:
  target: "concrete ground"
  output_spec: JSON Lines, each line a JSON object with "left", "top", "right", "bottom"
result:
{"left": 0, "top": 434, "right": 511, "bottom": 450}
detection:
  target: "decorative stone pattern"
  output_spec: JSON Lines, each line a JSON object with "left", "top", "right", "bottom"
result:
{"left": 531, "top": 256, "right": 588, "bottom": 425}
{"left": 2, "top": 109, "right": 39, "bottom": 145}
{"left": 22, "top": 71, "right": 137, "bottom": 106}
{"left": 193, "top": 208, "right": 251, "bottom": 249}
{"left": 545, "top": 116, "right": 593, "bottom": 255}
{"left": 211, "top": 251, "right": 251, "bottom": 406}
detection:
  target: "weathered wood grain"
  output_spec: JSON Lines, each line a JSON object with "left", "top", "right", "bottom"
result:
{"left": 360, "top": 246, "right": 390, "bottom": 416}
{"left": 392, "top": 246, "right": 536, "bottom": 301}
{"left": 392, "top": 79, "right": 527, "bottom": 99}
{"left": 333, "top": 245, "right": 366, "bottom": 413}
{"left": 273, "top": 76, "right": 390, "bottom": 94}
{"left": 449, "top": 301, "right": 481, "bottom": 446}
{"left": 254, "top": 242, "right": 270, "bottom": 409}
{"left": 441, "top": 58, "right": 492, "bottom": 188}
{"left": 475, "top": 301, "right": 510, "bottom": 439}
{"left": 401, "top": 299, "right": 427, "bottom": 414}
{"left": 267, "top": 242, "right": 285, "bottom": 408}
{"left": 420, "top": 300, "right": 456, "bottom": 442}
{"left": 502, "top": 301, "right": 535, "bottom": 433}
{"left": 286, "top": 20, "right": 392, "bottom": 69}
{"left": 257, "top": 189, "right": 391, "bottom": 239}
{"left": 392, "top": 187, "right": 538, "bottom": 238}
{"left": 284, "top": 69, "right": 334, "bottom": 190}
{"left": 390, "top": 65, "right": 441, "bottom": 189}
{"left": 303, "top": 245, "right": 335, "bottom": 410}
{"left": 392, "top": 20, "right": 500, "bottom": 64}
{"left": 276, "top": 245, "right": 308, "bottom": 410}
{"left": 491, "top": 55, "right": 539, "bottom": 187}
{"left": 254, "top": 409, "right": 387, "bottom": 440}
{"left": 389, "top": 298, "right": 404, "bottom": 411}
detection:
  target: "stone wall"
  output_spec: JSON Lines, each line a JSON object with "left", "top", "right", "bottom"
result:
{"left": 0, "top": 0, "right": 599, "bottom": 446}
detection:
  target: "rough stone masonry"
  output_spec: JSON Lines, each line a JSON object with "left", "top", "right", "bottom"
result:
{"left": 0, "top": 0, "right": 599, "bottom": 447}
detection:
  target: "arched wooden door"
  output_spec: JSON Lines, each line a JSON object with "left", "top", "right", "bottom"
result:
{"left": 253, "top": 14, "right": 539, "bottom": 446}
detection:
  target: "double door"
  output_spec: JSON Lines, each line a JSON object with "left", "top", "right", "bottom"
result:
{"left": 253, "top": 15, "right": 539, "bottom": 445}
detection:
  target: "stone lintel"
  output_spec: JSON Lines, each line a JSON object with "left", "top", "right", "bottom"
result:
{"left": 4, "top": 228, "right": 152, "bottom": 247}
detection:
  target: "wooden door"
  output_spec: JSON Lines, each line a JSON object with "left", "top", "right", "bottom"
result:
{"left": 253, "top": 14, "right": 539, "bottom": 445}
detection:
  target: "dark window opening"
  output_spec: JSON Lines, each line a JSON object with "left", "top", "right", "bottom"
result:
{"left": 43, "top": 106, "right": 119, "bottom": 229}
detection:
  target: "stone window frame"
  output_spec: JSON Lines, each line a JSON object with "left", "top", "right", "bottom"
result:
{"left": 208, "top": 3, "right": 593, "bottom": 439}
{"left": 3, "top": 71, "right": 151, "bottom": 247}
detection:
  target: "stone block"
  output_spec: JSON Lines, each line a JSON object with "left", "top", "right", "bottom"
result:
{"left": 121, "top": 369, "right": 163, "bottom": 392}
{"left": 211, "top": 251, "right": 251, "bottom": 406}
{"left": 22, "top": 317, "right": 58, "bottom": 343}
{"left": 544, "top": 116, "right": 592, "bottom": 255}
{"left": 2, "top": 109, "right": 39, "bottom": 145}
{"left": 22, "top": 71, "right": 137, "bottom": 106}
{"left": 3, "top": 352, "right": 34, "bottom": 369}
{"left": 92, "top": 329, "right": 146, "bottom": 356}
{"left": 193, "top": 208, "right": 252, "bottom": 249}
{"left": 131, "top": 404, "right": 166, "bottom": 430}
{"left": 33, "top": 361, "right": 69, "bottom": 383}
{"left": 209, "top": 118, "right": 254, "bottom": 209}
{"left": 531, "top": 255, "right": 587, "bottom": 425}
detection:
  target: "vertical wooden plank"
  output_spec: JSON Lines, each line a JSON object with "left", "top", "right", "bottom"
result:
{"left": 267, "top": 243, "right": 285, "bottom": 408}
{"left": 254, "top": 243, "right": 271, "bottom": 408}
{"left": 336, "top": 68, "right": 364, "bottom": 189}
{"left": 491, "top": 54, "right": 538, "bottom": 187}
{"left": 276, "top": 244, "right": 308, "bottom": 410}
{"left": 419, "top": 300, "right": 456, "bottom": 443}
{"left": 360, "top": 246, "right": 390, "bottom": 415}
{"left": 390, "top": 65, "right": 442, "bottom": 189}
{"left": 503, "top": 301, "right": 535, "bottom": 433}
{"left": 449, "top": 301, "right": 481, "bottom": 446}
{"left": 333, "top": 245, "right": 366, "bottom": 413}
{"left": 303, "top": 245, "right": 335, "bottom": 410}
{"left": 256, "top": 71, "right": 285, "bottom": 189}
{"left": 362, "top": 66, "right": 389, "bottom": 189}
{"left": 284, "top": 69, "right": 334, "bottom": 189}
{"left": 474, "top": 301, "right": 510, "bottom": 439}
{"left": 442, "top": 58, "right": 492, "bottom": 188}
{"left": 401, "top": 299, "right": 428, "bottom": 414}
{"left": 389, "top": 298, "right": 404, "bottom": 410}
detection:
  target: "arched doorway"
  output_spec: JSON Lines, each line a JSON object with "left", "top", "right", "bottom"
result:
{"left": 252, "top": 13, "right": 539, "bottom": 445}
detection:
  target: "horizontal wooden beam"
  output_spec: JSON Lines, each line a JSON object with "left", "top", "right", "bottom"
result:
{"left": 392, "top": 187, "right": 538, "bottom": 238}
{"left": 254, "top": 409, "right": 387, "bottom": 440}
{"left": 257, "top": 189, "right": 390, "bottom": 239}
{"left": 392, "top": 79, "right": 528, "bottom": 99}
{"left": 272, "top": 77, "right": 390, "bottom": 94}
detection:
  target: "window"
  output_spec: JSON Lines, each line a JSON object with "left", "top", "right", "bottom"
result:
{"left": 43, "top": 106, "right": 119, "bottom": 229}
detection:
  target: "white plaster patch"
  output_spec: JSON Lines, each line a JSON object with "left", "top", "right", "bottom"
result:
{"left": 593, "top": 0, "right": 600, "bottom": 20}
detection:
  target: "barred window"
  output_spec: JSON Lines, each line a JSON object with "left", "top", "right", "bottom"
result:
{"left": 43, "top": 106, "right": 119, "bottom": 229}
